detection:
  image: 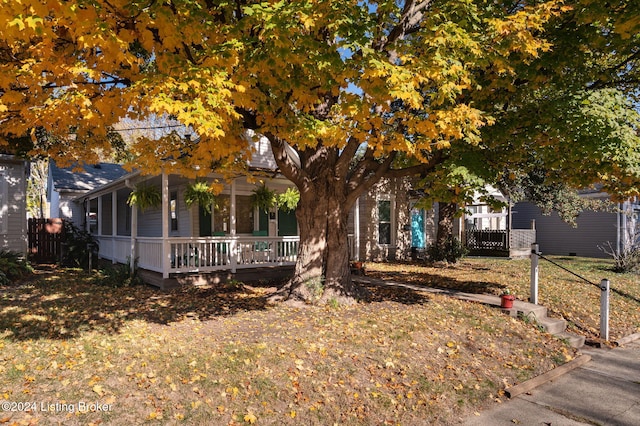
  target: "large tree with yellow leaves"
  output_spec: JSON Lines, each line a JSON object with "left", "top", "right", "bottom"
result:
{"left": 1, "top": 1, "right": 639, "bottom": 304}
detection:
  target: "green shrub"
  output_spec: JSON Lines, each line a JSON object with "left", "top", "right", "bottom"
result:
{"left": 0, "top": 250, "right": 33, "bottom": 284}
{"left": 62, "top": 221, "right": 99, "bottom": 268}
{"left": 95, "top": 258, "right": 144, "bottom": 287}
{"left": 427, "top": 237, "right": 468, "bottom": 263}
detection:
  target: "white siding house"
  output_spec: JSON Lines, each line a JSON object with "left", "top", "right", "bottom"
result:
{"left": 0, "top": 155, "right": 28, "bottom": 254}
{"left": 47, "top": 162, "right": 129, "bottom": 228}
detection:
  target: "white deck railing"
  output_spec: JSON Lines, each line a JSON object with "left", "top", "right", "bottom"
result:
{"left": 96, "top": 235, "right": 299, "bottom": 275}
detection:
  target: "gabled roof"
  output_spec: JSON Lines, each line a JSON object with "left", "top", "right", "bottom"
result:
{"left": 50, "top": 162, "right": 129, "bottom": 193}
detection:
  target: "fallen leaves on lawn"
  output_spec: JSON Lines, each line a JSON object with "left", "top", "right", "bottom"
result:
{"left": 0, "top": 265, "right": 593, "bottom": 425}
{"left": 367, "top": 257, "right": 640, "bottom": 340}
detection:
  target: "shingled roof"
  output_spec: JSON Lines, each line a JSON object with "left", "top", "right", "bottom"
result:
{"left": 50, "top": 162, "right": 130, "bottom": 193}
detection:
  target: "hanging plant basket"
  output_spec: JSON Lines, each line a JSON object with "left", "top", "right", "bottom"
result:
{"left": 184, "top": 181, "right": 218, "bottom": 214}
{"left": 250, "top": 184, "right": 276, "bottom": 212}
{"left": 277, "top": 187, "right": 300, "bottom": 213}
{"left": 127, "top": 183, "right": 161, "bottom": 212}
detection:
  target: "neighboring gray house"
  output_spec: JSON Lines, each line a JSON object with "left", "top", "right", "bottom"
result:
{"left": 47, "top": 162, "right": 128, "bottom": 228}
{"left": 512, "top": 192, "right": 640, "bottom": 258}
{"left": 0, "top": 154, "right": 28, "bottom": 254}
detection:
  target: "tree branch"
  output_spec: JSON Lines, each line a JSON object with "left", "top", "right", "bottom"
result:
{"left": 335, "top": 136, "right": 361, "bottom": 181}
{"left": 346, "top": 152, "right": 397, "bottom": 207}
{"left": 346, "top": 147, "right": 377, "bottom": 190}
{"left": 375, "top": 0, "right": 432, "bottom": 51}
{"left": 587, "top": 49, "right": 640, "bottom": 91}
{"left": 346, "top": 150, "right": 446, "bottom": 206}
{"left": 266, "top": 133, "right": 309, "bottom": 190}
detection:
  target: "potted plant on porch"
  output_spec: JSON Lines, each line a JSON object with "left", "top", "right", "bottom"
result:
{"left": 184, "top": 180, "right": 219, "bottom": 214}
{"left": 127, "top": 183, "right": 161, "bottom": 212}
{"left": 500, "top": 289, "right": 516, "bottom": 309}
{"left": 250, "top": 183, "right": 277, "bottom": 212}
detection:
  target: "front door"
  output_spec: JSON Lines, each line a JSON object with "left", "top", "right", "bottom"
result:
{"left": 278, "top": 209, "right": 298, "bottom": 236}
{"left": 411, "top": 209, "right": 425, "bottom": 248}
{"left": 199, "top": 206, "right": 212, "bottom": 236}
{"left": 258, "top": 210, "right": 269, "bottom": 233}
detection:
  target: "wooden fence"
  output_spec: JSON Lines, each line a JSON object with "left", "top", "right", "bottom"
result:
{"left": 28, "top": 218, "right": 65, "bottom": 263}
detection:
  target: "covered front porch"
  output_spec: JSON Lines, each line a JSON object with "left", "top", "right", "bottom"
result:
{"left": 78, "top": 171, "right": 302, "bottom": 286}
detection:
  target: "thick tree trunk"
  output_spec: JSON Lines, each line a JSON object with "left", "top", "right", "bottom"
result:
{"left": 436, "top": 202, "right": 457, "bottom": 250}
{"left": 320, "top": 186, "right": 364, "bottom": 305}
{"left": 264, "top": 136, "right": 434, "bottom": 306}
{"left": 270, "top": 180, "right": 362, "bottom": 305}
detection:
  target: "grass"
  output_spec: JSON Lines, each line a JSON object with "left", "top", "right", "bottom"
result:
{"left": 0, "top": 260, "right": 600, "bottom": 425}
{"left": 366, "top": 256, "right": 640, "bottom": 342}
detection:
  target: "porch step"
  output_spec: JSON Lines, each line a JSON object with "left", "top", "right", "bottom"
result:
{"left": 554, "top": 331, "right": 586, "bottom": 349}
{"left": 537, "top": 316, "right": 568, "bottom": 335}
{"left": 507, "top": 301, "right": 583, "bottom": 348}
{"left": 509, "top": 248, "right": 532, "bottom": 259}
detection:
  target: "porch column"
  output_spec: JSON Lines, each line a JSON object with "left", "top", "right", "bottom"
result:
{"left": 230, "top": 179, "right": 237, "bottom": 236}
{"left": 161, "top": 172, "right": 170, "bottom": 279}
{"left": 97, "top": 196, "right": 103, "bottom": 237}
{"left": 354, "top": 197, "right": 360, "bottom": 261}
{"left": 622, "top": 201, "right": 629, "bottom": 250}
{"left": 130, "top": 203, "right": 137, "bottom": 273}
{"left": 617, "top": 202, "right": 622, "bottom": 256}
{"left": 230, "top": 179, "right": 237, "bottom": 272}
{"left": 112, "top": 191, "right": 117, "bottom": 264}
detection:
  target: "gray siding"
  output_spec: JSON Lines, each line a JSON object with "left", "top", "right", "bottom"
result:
{"left": 56, "top": 193, "right": 86, "bottom": 228}
{"left": 116, "top": 189, "right": 132, "bottom": 236}
{"left": 0, "top": 159, "right": 27, "bottom": 253}
{"left": 137, "top": 206, "right": 163, "bottom": 237}
{"left": 512, "top": 202, "right": 617, "bottom": 258}
{"left": 135, "top": 185, "right": 193, "bottom": 238}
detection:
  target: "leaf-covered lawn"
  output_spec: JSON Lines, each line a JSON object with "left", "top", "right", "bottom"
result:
{"left": 0, "top": 268, "right": 575, "bottom": 425}
{"left": 367, "top": 256, "right": 640, "bottom": 341}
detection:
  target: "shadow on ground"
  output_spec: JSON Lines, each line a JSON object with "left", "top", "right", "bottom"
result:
{"left": 0, "top": 268, "right": 271, "bottom": 341}
{"left": 365, "top": 264, "right": 509, "bottom": 295}
{"left": 1, "top": 267, "right": 432, "bottom": 341}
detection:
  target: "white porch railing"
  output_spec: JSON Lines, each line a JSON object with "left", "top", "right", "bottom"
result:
{"left": 168, "top": 236, "right": 299, "bottom": 273}
{"left": 96, "top": 236, "right": 164, "bottom": 272}
{"left": 96, "top": 235, "right": 299, "bottom": 274}
{"left": 137, "top": 238, "right": 163, "bottom": 272}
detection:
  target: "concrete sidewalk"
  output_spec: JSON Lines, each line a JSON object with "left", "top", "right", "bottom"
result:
{"left": 464, "top": 337, "right": 640, "bottom": 426}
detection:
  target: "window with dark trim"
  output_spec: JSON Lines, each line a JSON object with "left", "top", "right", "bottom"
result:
{"left": 170, "top": 191, "right": 178, "bottom": 231}
{"left": 0, "top": 172, "right": 6, "bottom": 234}
{"left": 378, "top": 200, "right": 391, "bottom": 245}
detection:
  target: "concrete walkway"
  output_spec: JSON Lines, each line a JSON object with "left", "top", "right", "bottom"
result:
{"left": 464, "top": 337, "right": 640, "bottom": 426}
